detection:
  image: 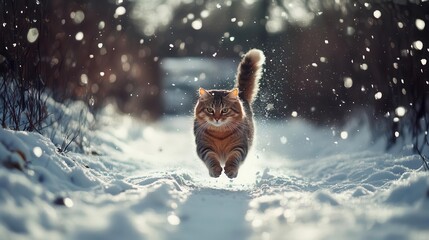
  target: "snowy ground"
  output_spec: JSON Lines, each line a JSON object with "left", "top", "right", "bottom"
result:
{"left": 1, "top": 103, "right": 429, "bottom": 240}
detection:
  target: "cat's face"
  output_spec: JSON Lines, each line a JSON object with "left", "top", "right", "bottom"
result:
{"left": 194, "top": 88, "right": 244, "bottom": 127}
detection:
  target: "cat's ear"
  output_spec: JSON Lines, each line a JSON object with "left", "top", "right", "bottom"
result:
{"left": 198, "top": 88, "right": 211, "bottom": 100}
{"left": 227, "top": 88, "right": 239, "bottom": 99}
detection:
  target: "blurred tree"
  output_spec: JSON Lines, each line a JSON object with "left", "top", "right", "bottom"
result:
{"left": 0, "top": 0, "right": 46, "bottom": 130}
{"left": 1, "top": 0, "right": 163, "bottom": 122}
{"left": 44, "top": 0, "right": 162, "bottom": 120}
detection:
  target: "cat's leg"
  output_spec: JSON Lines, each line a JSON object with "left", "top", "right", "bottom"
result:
{"left": 205, "top": 157, "right": 222, "bottom": 178}
{"left": 224, "top": 149, "right": 246, "bottom": 178}
{"left": 224, "top": 161, "right": 239, "bottom": 178}
{"left": 198, "top": 148, "right": 222, "bottom": 177}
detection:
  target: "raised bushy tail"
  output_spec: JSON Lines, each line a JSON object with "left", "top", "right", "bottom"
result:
{"left": 235, "top": 49, "right": 265, "bottom": 104}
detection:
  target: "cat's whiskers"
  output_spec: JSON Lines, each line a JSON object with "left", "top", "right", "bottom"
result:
{"left": 195, "top": 122, "right": 210, "bottom": 136}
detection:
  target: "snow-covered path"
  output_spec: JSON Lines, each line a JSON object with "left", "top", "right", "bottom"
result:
{"left": 1, "top": 113, "right": 428, "bottom": 240}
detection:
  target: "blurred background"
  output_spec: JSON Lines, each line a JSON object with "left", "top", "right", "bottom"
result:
{"left": 1, "top": 0, "right": 428, "bottom": 149}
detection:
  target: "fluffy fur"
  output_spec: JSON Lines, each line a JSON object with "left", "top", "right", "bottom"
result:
{"left": 193, "top": 49, "right": 265, "bottom": 178}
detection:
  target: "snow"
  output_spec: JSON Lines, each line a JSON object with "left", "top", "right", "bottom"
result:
{"left": 1, "top": 101, "right": 429, "bottom": 240}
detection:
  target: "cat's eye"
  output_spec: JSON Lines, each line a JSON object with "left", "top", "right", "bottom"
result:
{"left": 221, "top": 108, "right": 229, "bottom": 114}
{"left": 206, "top": 108, "right": 214, "bottom": 114}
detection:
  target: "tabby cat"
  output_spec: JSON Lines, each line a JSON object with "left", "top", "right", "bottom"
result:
{"left": 193, "top": 49, "right": 265, "bottom": 178}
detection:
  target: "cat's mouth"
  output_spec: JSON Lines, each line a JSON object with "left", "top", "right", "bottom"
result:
{"left": 209, "top": 120, "right": 226, "bottom": 127}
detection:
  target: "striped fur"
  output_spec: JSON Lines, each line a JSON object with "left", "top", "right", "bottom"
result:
{"left": 235, "top": 49, "right": 266, "bottom": 104}
{"left": 193, "top": 49, "right": 265, "bottom": 178}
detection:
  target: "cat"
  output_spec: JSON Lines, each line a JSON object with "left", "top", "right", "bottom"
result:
{"left": 193, "top": 49, "right": 265, "bottom": 178}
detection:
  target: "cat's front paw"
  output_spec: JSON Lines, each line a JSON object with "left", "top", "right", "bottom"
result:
{"left": 208, "top": 165, "right": 223, "bottom": 178}
{"left": 224, "top": 165, "right": 239, "bottom": 179}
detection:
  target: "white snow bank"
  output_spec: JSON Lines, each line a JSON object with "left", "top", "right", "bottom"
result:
{"left": 0, "top": 128, "right": 30, "bottom": 170}
{"left": 0, "top": 101, "right": 428, "bottom": 240}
